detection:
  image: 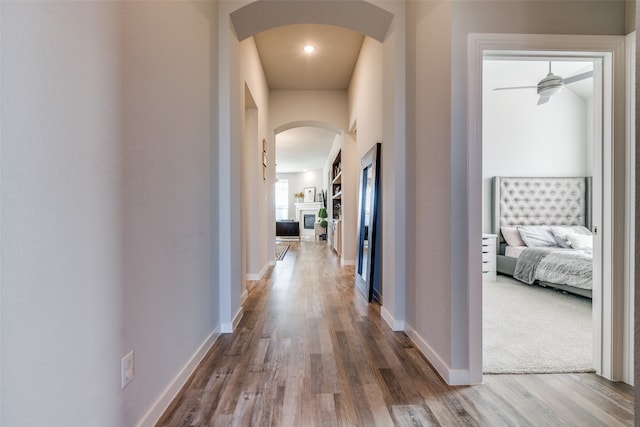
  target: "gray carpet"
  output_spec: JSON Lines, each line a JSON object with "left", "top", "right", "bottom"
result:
{"left": 483, "top": 275, "right": 594, "bottom": 374}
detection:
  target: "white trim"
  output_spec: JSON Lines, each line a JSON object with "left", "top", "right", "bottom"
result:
{"left": 380, "top": 306, "right": 405, "bottom": 331}
{"left": 468, "top": 33, "right": 626, "bottom": 383}
{"left": 245, "top": 262, "right": 269, "bottom": 281}
{"left": 405, "top": 324, "right": 478, "bottom": 386}
{"left": 220, "top": 307, "right": 243, "bottom": 333}
{"left": 623, "top": 31, "right": 635, "bottom": 386}
{"left": 136, "top": 329, "right": 221, "bottom": 427}
{"left": 341, "top": 259, "right": 355, "bottom": 266}
{"left": 240, "top": 289, "right": 248, "bottom": 305}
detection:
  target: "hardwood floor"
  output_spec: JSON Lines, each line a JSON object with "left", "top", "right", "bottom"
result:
{"left": 157, "top": 241, "right": 633, "bottom": 426}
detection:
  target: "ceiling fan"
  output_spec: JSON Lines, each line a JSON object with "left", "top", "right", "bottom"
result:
{"left": 493, "top": 62, "right": 593, "bottom": 105}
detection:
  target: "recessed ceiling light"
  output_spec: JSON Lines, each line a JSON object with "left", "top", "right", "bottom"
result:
{"left": 304, "top": 45, "right": 315, "bottom": 53}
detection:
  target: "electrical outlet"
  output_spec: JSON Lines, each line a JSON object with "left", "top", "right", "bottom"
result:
{"left": 121, "top": 351, "right": 135, "bottom": 389}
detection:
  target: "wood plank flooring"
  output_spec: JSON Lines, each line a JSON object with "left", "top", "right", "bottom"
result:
{"left": 157, "top": 241, "right": 633, "bottom": 426}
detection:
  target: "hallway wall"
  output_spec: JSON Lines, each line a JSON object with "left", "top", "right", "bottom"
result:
{"left": 348, "top": 36, "right": 384, "bottom": 159}
{"left": 240, "top": 36, "right": 271, "bottom": 282}
{"left": 1, "top": 3, "right": 124, "bottom": 425}
{"left": 1, "top": 2, "right": 220, "bottom": 426}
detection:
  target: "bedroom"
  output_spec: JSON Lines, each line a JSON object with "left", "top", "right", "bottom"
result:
{"left": 482, "top": 57, "right": 597, "bottom": 374}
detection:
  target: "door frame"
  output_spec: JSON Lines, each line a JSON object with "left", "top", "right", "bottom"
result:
{"left": 467, "top": 34, "right": 626, "bottom": 383}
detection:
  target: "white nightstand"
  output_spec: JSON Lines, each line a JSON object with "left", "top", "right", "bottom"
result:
{"left": 482, "top": 234, "right": 497, "bottom": 282}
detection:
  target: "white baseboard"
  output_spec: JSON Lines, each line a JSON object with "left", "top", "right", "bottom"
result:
{"left": 341, "top": 259, "right": 355, "bottom": 266}
{"left": 136, "top": 328, "right": 221, "bottom": 427}
{"left": 220, "top": 306, "right": 243, "bottom": 333}
{"left": 245, "top": 262, "right": 269, "bottom": 281}
{"left": 240, "top": 289, "right": 248, "bottom": 305}
{"left": 405, "top": 324, "right": 473, "bottom": 386}
{"left": 380, "top": 306, "right": 405, "bottom": 331}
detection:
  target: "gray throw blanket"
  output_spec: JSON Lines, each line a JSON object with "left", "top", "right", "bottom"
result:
{"left": 514, "top": 247, "right": 592, "bottom": 290}
{"left": 514, "top": 248, "right": 553, "bottom": 284}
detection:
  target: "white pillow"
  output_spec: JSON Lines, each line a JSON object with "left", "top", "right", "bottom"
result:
{"left": 550, "top": 225, "right": 592, "bottom": 248}
{"left": 566, "top": 232, "right": 593, "bottom": 251}
{"left": 517, "top": 225, "right": 559, "bottom": 248}
{"left": 501, "top": 226, "right": 526, "bottom": 247}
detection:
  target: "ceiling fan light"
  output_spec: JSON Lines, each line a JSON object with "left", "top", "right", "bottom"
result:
{"left": 537, "top": 72, "right": 564, "bottom": 97}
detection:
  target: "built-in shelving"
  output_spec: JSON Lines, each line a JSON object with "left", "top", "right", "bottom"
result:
{"left": 331, "top": 151, "right": 342, "bottom": 220}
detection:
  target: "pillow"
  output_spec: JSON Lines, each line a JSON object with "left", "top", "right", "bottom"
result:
{"left": 566, "top": 232, "right": 593, "bottom": 251}
{"left": 516, "top": 225, "right": 559, "bottom": 248}
{"left": 550, "top": 226, "right": 592, "bottom": 248}
{"left": 501, "top": 226, "right": 526, "bottom": 247}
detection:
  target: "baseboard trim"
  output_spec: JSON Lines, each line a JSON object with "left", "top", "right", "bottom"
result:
{"left": 341, "top": 259, "right": 355, "bottom": 266}
{"left": 240, "top": 289, "right": 248, "bottom": 305}
{"left": 405, "top": 324, "right": 473, "bottom": 386}
{"left": 220, "top": 306, "right": 243, "bottom": 333}
{"left": 136, "top": 328, "right": 220, "bottom": 427}
{"left": 246, "top": 263, "right": 269, "bottom": 281}
{"left": 380, "top": 306, "right": 405, "bottom": 331}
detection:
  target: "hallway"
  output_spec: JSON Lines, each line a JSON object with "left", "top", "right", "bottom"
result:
{"left": 157, "top": 242, "right": 633, "bottom": 426}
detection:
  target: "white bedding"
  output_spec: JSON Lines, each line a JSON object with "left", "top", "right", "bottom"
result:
{"left": 505, "top": 245, "right": 527, "bottom": 258}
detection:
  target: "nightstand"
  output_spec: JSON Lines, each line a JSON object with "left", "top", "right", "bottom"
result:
{"left": 482, "top": 234, "right": 497, "bottom": 282}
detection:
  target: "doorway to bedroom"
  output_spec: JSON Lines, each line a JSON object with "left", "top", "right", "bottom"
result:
{"left": 481, "top": 54, "right": 599, "bottom": 375}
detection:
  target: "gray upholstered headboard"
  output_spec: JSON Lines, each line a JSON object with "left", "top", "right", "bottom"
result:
{"left": 492, "top": 177, "right": 592, "bottom": 237}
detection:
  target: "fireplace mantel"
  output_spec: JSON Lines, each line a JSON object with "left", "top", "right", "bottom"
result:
{"left": 294, "top": 202, "right": 322, "bottom": 237}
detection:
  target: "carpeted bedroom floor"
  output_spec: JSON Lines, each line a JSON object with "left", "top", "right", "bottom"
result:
{"left": 483, "top": 275, "right": 593, "bottom": 374}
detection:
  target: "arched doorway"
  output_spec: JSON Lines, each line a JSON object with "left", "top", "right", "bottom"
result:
{"left": 216, "top": 1, "right": 408, "bottom": 337}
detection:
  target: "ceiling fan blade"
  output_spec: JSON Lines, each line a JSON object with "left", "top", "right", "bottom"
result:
{"left": 563, "top": 70, "right": 594, "bottom": 85}
{"left": 493, "top": 85, "right": 537, "bottom": 91}
{"left": 537, "top": 96, "right": 550, "bottom": 105}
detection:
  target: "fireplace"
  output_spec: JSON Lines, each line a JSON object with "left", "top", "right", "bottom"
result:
{"left": 294, "top": 201, "right": 322, "bottom": 237}
{"left": 303, "top": 214, "right": 316, "bottom": 229}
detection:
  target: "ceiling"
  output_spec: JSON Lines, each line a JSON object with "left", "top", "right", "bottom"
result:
{"left": 254, "top": 24, "right": 364, "bottom": 174}
{"left": 254, "top": 24, "right": 365, "bottom": 90}
{"left": 256, "top": 25, "right": 596, "bottom": 175}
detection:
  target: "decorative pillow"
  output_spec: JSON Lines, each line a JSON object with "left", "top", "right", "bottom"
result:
{"left": 516, "top": 225, "right": 559, "bottom": 248}
{"left": 550, "top": 225, "right": 591, "bottom": 248}
{"left": 566, "top": 232, "right": 593, "bottom": 251}
{"left": 501, "top": 226, "right": 526, "bottom": 247}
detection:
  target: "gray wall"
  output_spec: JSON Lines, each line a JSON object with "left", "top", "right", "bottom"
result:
{"left": 1, "top": 2, "right": 220, "bottom": 425}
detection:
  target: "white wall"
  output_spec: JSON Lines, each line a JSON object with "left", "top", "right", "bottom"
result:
{"left": 1, "top": 3, "right": 124, "bottom": 425}
{"left": 122, "top": 3, "right": 217, "bottom": 424}
{"left": 407, "top": 0, "right": 626, "bottom": 383}
{"left": 1, "top": 2, "right": 220, "bottom": 425}
{"left": 348, "top": 37, "right": 384, "bottom": 159}
{"left": 276, "top": 170, "right": 324, "bottom": 220}
{"left": 482, "top": 60, "right": 591, "bottom": 232}
{"left": 240, "top": 36, "right": 270, "bottom": 280}
{"left": 406, "top": 0, "right": 454, "bottom": 368}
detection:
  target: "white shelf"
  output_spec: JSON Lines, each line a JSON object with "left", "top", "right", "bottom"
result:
{"left": 332, "top": 191, "right": 342, "bottom": 199}
{"left": 331, "top": 171, "right": 342, "bottom": 184}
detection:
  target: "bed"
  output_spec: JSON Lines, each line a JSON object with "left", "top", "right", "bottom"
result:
{"left": 492, "top": 176, "right": 593, "bottom": 298}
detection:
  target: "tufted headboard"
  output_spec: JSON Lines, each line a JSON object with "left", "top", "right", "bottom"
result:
{"left": 492, "top": 177, "right": 592, "bottom": 239}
